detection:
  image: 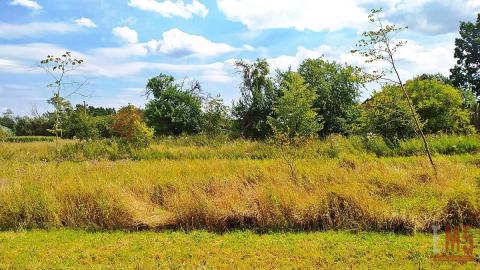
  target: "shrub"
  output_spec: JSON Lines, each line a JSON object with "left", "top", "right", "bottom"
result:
{"left": 0, "top": 125, "right": 13, "bottom": 139}
{"left": 112, "top": 105, "right": 154, "bottom": 147}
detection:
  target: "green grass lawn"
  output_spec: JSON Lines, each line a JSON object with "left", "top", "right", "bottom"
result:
{"left": 0, "top": 230, "right": 479, "bottom": 269}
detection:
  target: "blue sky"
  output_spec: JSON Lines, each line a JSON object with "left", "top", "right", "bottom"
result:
{"left": 1, "top": 0, "right": 479, "bottom": 115}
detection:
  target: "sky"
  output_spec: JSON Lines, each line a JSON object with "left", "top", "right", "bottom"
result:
{"left": 1, "top": 0, "right": 479, "bottom": 115}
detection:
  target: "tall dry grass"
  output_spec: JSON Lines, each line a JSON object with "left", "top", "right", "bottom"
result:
{"left": 0, "top": 151, "right": 478, "bottom": 232}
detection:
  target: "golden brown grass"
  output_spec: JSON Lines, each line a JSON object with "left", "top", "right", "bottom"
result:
{"left": 0, "top": 144, "right": 479, "bottom": 232}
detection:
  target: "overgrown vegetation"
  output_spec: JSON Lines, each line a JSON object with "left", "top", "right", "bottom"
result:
{"left": 0, "top": 138, "right": 480, "bottom": 233}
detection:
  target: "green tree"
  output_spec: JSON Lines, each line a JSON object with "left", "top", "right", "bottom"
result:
{"left": 363, "top": 79, "right": 475, "bottom": 142}
{"left": 298, "top": 58, "right": 363, "bottom": 136}
{"left": 232, "top": 59, "right": 278, "bottom": 139}
{"left": 14, "top": 115, "right": 52, "bottom": 136}
{"left": 201, "top": 96, "right": 232, "bottom": 137}
{"left": 111, "top": 105, "right": 154, "bottom": 147}
{"left": 0, "top": 109, "right": 15, "bottom": 131}
{"left": 450, "top": 14, "right": 480, "bottom": 97}
{"left": 268, "top": 72, "right": 321, "bottom": 139}
{"left": 361, "top": 86, "right": 418, "bottom": 142}
{"left": 417, "top": 73, "right": 476, "bottom": 109}
{"left": 144, "top": 74, "right": 203, "bottom": 136}
{"left": 407, "top": 79, "right": 475, "bottom": 134}
{"left": 64, "top": 107, "right": 99, "bottom": 140}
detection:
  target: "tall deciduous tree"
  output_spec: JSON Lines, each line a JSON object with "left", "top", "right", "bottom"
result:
{"left": 232, "top": 59, "right": 278, "bottom": 139}
{"left": 144, "top": 74, "right": 203, "bottom": 136}
{"left": 201, "top": 96, "right": 232, "bottom": 137}
{"left": 298, "top": 58, "right": 363, "bottom": 136}
{"left": 268, "top": 72, "right": 321, "bottom": 139}
{"left": 450, "top": 14, "right": 480, "bottom": 97}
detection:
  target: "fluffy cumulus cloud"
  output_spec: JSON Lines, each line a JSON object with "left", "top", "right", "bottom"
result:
{"left": 74, "top": 18, "right": 97, "bottom": 28}
{"left": 128, "top": 0, "right": 208, "bottom": 19}
{"left": 9, "top": 0, "right": 41, "bottom": 10}
{"left": 112, "top": 26, "right": 139, "bottom": 43}
{"left": 0, "top": 42, "right": 236, "bottom": 83}
{"left": 217, "top": 0, "right": 369, "bottom": 32}
{"left": 217, "top": 0, "right": 480, "bottom": 35}
{"left": 267, "top": 38, "right": 455, "bottom": 85}
{"left": 379, "top": 0, "right": 480, "bottom": 34}
{"left": 146, "top": 28, "right": 238, "bottom": 57}
{"left": 0, "top": 22, "right": 77, "bottom": 39}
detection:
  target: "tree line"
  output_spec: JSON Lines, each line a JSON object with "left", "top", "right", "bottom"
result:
{"left": 1, "top": 13, "right": 479, "bottom": 148}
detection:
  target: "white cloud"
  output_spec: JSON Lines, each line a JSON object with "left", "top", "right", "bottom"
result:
{"left": 128, "top": 0, "right": 208, "bottom": 19}
{"left": 74, "top": 18, "right": 97, "bottom": 28}
{"left": 0, "top": 42, "right": 236, "bottom": 83}
{"left": 217, "top": 0, "right": 369, "bottom": 32}
{"left": 112, "top": 26, "right": 139, "bottom": 43}
{"left": 268, "top": 46, "right": 331, "bottom": 70}
{"left": 267, "top": 38, "right": 455, "bottom": 91}
{"left": 0, "top": 22, "right": 76, "bottom": 39}
{"left": 89, "top": 44, "right": 149, "bottom": 59}
{"left": 394, "top": 39, "right": 456, "bottom": 79}
{"left": 217, "top": 0, "right": 480, "bottom": 34}
{"left": 147, "top": 28, "right": 238, "bottom": 57}
{"left": 9, "top": 0, "right": 42, "bottom": 10}
{"left": 0, "top": 58, "right": 37, "bottom": 73}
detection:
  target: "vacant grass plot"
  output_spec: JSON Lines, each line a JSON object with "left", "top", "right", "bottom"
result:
{"left": 0, "top": 137, "right": 479, "bottom": 232}
{"left": 0, "top": 137, "right": 479, "bottom": 269}
{"left": 0, "top": 230, "right": 479, "bottom": 269}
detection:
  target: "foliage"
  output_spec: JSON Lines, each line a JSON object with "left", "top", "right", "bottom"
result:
{"left": 111, "top": 105, "right": 154, "bottom": 147}
{"left": 407, "top": 79, "right": 475, "bottom": 134}
{"left": 0, "top": 125, "right": 13, "bottom": 139}
{"left": 298, "top": 58, "right": 363, "bottom": 136}
{"left": 64, "top": 107, "right": 98, "bottom": 140}
{"left": 268, "top": 72, "right": 321, "bottom": 139}
{"left": 232, "top": 59, "right": 278, "bottom": 139}
{"left": 417, "top": 73, "right": 479, "bottom": 109}
{"left": 144, "top": 74, "right": 203, "bottom": 136}
{"left": 0, "top": 109, "right": 15, "bottom": 131}
{"left": 64, "top": 107, "right": 113, "bottom": 140}
{"left": 14, "top": 115, "right": 53, "bottom": 136}
{"left": 362, "top": 79, "right": 475, "bottom": 142}
{"left": 83, "top": 105, "right": 116, "bottom": 117}
{"left": 361, "top": 85, "right": 417, "bottom": 143}
{"left": 450, "top": 14, "right": 480, "bottom": 97}
{"left": 201, "top": 96, "right": 232, "bottom": 137}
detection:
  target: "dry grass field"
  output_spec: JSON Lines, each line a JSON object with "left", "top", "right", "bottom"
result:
{"left": 0, "top": 136, "right": 479, "bottom": 268}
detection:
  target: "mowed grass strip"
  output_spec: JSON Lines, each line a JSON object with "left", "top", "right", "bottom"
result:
{"left": 0, "top": 229, "right": 479, "bottom": 269}
{"left": 0, "top": 155, "right": 479, "bottom": 232}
